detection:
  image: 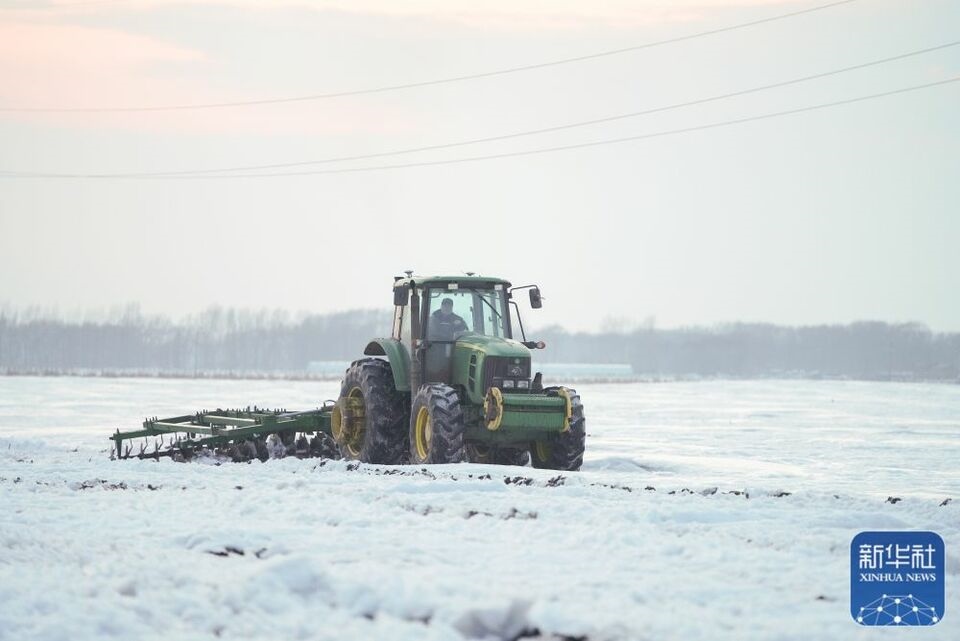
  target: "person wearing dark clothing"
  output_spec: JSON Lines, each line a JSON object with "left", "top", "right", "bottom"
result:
{"left": 430, "top": 297, "right": 467, "bottom": 340}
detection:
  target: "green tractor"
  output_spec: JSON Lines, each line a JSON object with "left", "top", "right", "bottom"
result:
{"left": 330, "top": 274, "right": 586, "bottom": 470}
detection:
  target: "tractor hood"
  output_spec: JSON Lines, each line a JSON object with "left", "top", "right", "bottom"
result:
{"left": 454, "top": 333, "right": 531, "bottom": 359}
{"left": 452, "top": 334, "right": 533, "bottom": 405}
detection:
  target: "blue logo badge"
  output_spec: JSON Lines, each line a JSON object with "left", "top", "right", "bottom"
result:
{"left": 851, "top": 531, "right": 944, "bottom": 626}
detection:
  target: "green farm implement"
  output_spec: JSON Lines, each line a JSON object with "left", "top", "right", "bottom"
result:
{"left": 110, "top": 273, "right": 586, "bottom": 470}
{"left": 110, "top": 405, "right": 339, "bottom": 462}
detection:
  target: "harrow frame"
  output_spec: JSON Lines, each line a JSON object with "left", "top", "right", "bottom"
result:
{"left": 110, "top": 404, "right": 335, "bottom": 460}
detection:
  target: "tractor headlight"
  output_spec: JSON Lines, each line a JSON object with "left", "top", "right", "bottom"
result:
{"left": 502, "top": 379, "right": 515, "bottom": 388}
{"left": 516, "top": 379, "right": 530, "bottom": 389}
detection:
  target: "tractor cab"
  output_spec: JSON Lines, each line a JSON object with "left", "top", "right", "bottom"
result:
{"left": 388, "top": 275, "right": 543, "bottom": 395}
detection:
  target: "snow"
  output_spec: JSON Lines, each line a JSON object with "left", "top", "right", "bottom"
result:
{"left": 0, "top": 376, "right": 958, "bottom": 640}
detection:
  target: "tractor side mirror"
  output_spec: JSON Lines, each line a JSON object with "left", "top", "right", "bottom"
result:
{"left": 394, "top": 285, "right": 410, "bottom": 306}
{"left": 529, "top": 287, "right": 542, "bottom": 309}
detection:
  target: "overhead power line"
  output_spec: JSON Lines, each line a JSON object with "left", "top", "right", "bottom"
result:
{"left": 8, "top": 40, "right": 951, "bottom": 179}
{"left": 0, "top": 0, "right": 858, "bottom": 113}
{"left": 4, "top": 76, "right": 956, "bottom": 180}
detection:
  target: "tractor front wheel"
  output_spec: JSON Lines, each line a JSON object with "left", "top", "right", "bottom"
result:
{"left": 530, "top": 387, "right": 585, "bottom": 471}
{"left": 409, "top": 384, "right": 465, "bottom": 464}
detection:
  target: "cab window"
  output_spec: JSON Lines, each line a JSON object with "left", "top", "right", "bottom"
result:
{"left": 425, "top": 286, "right": 508, "bottom": 341}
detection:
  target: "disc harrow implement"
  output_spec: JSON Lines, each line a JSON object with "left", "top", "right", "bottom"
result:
{"left": 110, "top": 405, "right": 340, "bottom": 462}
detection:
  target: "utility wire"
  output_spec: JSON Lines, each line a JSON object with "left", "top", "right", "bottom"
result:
{"left": 4, "top": 76, "right": 956, "bottom": 180}
{"left": 0, "top": 0, "right": 858, "bottom": 113}
{"left": 11, "top": 40, "right": 951, "bottom": 178}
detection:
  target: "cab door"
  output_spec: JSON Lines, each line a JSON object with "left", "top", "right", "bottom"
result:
{"left": 420, "top": 287, "right": 475, "bottom": 384}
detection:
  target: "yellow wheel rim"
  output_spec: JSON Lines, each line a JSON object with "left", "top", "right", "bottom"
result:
{"left": 483, "top": 387, "right": 504, "bottom": 431}
{"left": 333, "top": 386, "right": 366, "bottom": 457}
{"left": 414, "top": 406, "right": 432, "bottom": 461}
{"left": 534, "top": 441, "right": 551, "bottom": 462}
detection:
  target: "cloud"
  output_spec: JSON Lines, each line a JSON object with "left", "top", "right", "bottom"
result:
{"left": 16, "top": 0, "right": 810, "bottom": 31}
{"left": 0, "top": 0, "right": 811, "bottom": 134}
{"left": 0, "top": 21, "right": 205, "bottom": 107}
{"left": 0, "top": 18, "right": 417, "bottom": 135}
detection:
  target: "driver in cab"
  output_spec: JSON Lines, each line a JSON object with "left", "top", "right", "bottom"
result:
{"left": 429, "top": 297, "right": 467, "bottom": 341}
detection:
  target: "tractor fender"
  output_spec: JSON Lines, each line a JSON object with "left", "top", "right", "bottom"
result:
{"left": 362, "top": 339, "right": 411, "bottom": 391}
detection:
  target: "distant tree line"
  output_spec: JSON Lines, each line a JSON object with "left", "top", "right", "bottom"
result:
{"left": 536, "top": 321, "right": 960, "bottom": 381}
{"left": 0, "top": 307, "right": 957, "bottom": 381}
{"left": 0, "top": 307, "right": 389, "bottom": 374}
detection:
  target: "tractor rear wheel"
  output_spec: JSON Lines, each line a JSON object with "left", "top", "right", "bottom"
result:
{"left": 465, "top": 444, "right": 530, "bottom": 467}
{"left": 409, "top": 384, "right": 465, "bottom": 464}
{"left": 530, "top": 387, "right": 585, "bottom": 471}
{"left": 332, "top": 358, "right": 408, "bottom": 464}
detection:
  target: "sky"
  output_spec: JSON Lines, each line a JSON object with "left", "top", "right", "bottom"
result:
{"left": 0, "top": 0, "right": 958, "bottom": 332}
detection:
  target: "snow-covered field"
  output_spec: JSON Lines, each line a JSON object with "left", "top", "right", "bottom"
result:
{"left": 1, "top": 376, "right": 957, "bottom": 640}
